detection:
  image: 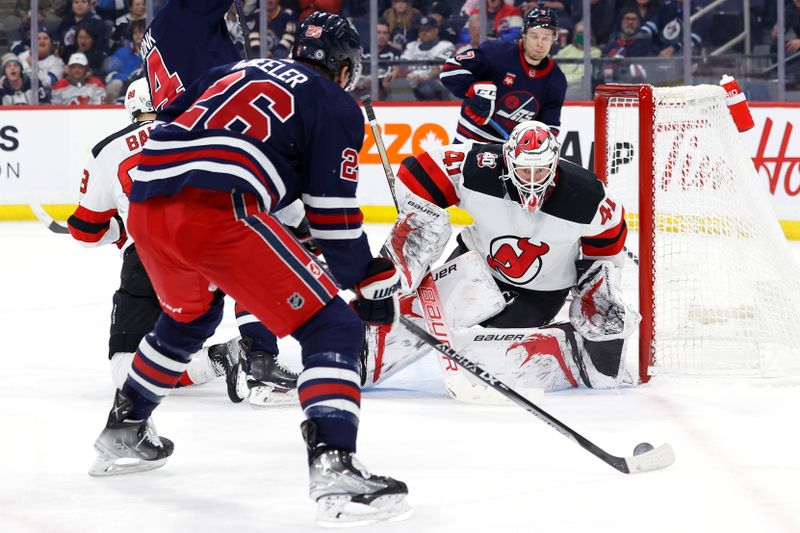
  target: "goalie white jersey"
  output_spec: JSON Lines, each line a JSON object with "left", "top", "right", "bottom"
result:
{"left": 395, "top": 141, "right": 628, "bottom": 291}
{"left": 67, "top": 120, "right": 155, "bottom": 250}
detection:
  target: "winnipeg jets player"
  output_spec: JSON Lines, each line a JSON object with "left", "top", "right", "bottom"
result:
{"left": 369, "top": 120, "right": 640, "bottom": 392}
{"left": 67, "top": 79, "right": 245, "bottom": 398}
{"left": 89, "top": 12, "right": 410, "bottom": 526}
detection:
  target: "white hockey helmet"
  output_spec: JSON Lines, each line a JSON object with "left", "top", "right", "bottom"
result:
{"left": 124, "top": 78, "right": 154, "bottom": 121}
{"left": 502, "top": 120, "right": 560, "bottom": 212}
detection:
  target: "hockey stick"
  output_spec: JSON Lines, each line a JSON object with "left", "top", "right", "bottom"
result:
{"left": 29, "top": 204, "right": 69, "bottom": 234}
{"left": 361, "top": 96, "right": 398, "bottom": 207}
{"left": 233, "top": 0, "right": 254, "bottom": 60}
{"left": 400, "top": 315, "right": 675, "bottom": 474}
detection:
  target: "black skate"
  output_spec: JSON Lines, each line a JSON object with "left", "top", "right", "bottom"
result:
{"left": 89, "top": 389, "right": 174, "bottom": 477}
{"left": 208, "top": 336, "right": 248, "bottom": 403}
{"left": 302, "top": 420, "right": 412, "bottom": 527}
{"left": 241, "top": 337, "right": 299, "bottom": 407}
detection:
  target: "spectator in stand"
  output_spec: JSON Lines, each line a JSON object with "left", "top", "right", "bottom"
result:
{"left": 61, "top": 24, "right": 107, "bottom": 75}
{"left": 641, "top": 0, "right": 710, "bottom": 57}
{"left": 105, "top": 19, "right": 144, "bottom": 101}
{"left": 1, "top": 53, "right": 51, "bottom": 105}
{"left": 770, "top": 0, "right": 800, "bottom": 83}
{"left": 383, "top": 0, "right": 423, "bottom": 53}
{"left": 572, "top": 0, "right": 616, "bottom": 47}
{"left": 95, "top": 0, "right": 128, "bottom": 21}
{"left": 603, "top": 7, "right": 657, "bottom": 82}
{"left": 353, "top": 20, "right": 400, "bottom": 100}
{"left": 469, "top": 0, "right": 523, "bottom": 42}
{"left": 298, "top": 0, "right": 343, "bottom": 20}
{"left": 18, "top": 27, "right": 66, "bottom": 88}
{"left": 428, "top": 1, "right": 461, "bottom": 45}
{"left": 456, "top": 13, "right": 482, "bottom": 53}
{"left": 3, "top": 0, "right": 65, "bottom": 45}
{"left": 52, "top": 52, "right": 106, "bottom": 105}
{"left": 244, "top": 0, "right": 299, "bottom": 58}
{"left": 393, "top": 15, "right": 455, "bottom": 100}
{"left": 629, "top": 0, "right": 659, "bottom": 27}
{"left": 57, "top": 0, "right": 107, "bottom": 58}
{"left": 110, "top": 0, "right": 146, "bottom": 51}
{"left": 554, "top": 20, "right": 600, "bottom": 85}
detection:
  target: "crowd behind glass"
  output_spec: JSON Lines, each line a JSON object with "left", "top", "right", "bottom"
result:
{"left": 1, "top": 0, "right": 797, "bottom": 105}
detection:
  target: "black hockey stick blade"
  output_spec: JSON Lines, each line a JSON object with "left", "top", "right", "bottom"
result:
{"left": 29, "top": 204, "right": 69, "bottom": 234}
{"left": 399, "top": 316, "right": 675, "bottom": 474}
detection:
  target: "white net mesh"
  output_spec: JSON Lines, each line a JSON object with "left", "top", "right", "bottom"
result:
{"left": 601, "top": 84, "right": 800, "bottom": 378}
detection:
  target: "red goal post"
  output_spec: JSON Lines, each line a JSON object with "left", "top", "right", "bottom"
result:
{"left": 593, "top": 83, "right": 800, "bottom": 383}
{"left": 594, "top": 84, "right": 656, "bottom": 383}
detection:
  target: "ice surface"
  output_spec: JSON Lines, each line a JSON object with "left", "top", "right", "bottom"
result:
{"left": 1, "top": 222, "right": 799, "bottom": 532}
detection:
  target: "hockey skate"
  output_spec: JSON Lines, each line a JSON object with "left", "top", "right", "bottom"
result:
{"left": 89, "top": 389, "right": 174, "bottom": 477}
{"left": 208, "top": 336, "right": 248, "bottom": 403}
{"left": 302, "top": 420, "right": 412, "bottom": 527}
{"left": 242, "top": 338, "right": 299, "bottom": 407}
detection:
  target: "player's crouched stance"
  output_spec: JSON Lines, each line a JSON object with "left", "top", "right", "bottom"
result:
{"left": 89, "top": 11, "right": 410, "bottom": 526}
{"left": 361, "top": 120, "right": 641, "bottom": 393}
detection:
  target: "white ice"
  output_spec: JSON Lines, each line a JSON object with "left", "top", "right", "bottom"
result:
{"left": 1, "top": 222, "right": 799, "bottom": 533}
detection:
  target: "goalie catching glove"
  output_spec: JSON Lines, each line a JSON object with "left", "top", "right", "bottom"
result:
{"left": 464, "top": 82, "right": 497, "bottom": 126}
{"left": 570, "top": 260, "right": 640, "bottom": 342}
{"left": 351, "top": 258, "right": 401, "bottom": 326}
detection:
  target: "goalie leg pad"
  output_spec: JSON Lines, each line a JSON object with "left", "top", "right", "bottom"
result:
{"left": 381, "top": 193, "right": 451, "bottom": 292}
{"left": 361, "top": 306, "right": 430, "bottom": 387}
{"left": 451, "top": 323, "right": 630, "bottom": 392}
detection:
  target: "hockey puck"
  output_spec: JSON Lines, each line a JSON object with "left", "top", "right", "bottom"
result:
{"left": 633, "top": 442, "right": 654, "bottom": 456}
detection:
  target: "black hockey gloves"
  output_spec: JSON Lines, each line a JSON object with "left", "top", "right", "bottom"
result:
{"left": 351, "top": 258, "right": 401, "bottom": 326}
{"left": 464, "top": 82, "right": 497, "bottom": 126}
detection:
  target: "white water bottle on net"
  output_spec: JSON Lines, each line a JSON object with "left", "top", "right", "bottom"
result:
{"left": 594, "top": 84, "right": 800, "bottom": 382}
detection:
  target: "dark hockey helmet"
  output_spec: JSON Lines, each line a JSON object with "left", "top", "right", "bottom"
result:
{"left": 292, "top": 11, "right": 363, "bottom": 91}
{"left": 523, "top": 7, "right": 559, "bottom": 33}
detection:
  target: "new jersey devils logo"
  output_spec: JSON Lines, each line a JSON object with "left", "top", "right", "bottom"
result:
{"left": 486, "top": 236, "right": 550, "bottom": 285}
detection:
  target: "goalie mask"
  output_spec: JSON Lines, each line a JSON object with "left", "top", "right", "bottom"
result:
{"left": 292, "top": 11, "right": 363, "bottom": 91}
{"left": 502, "top": 120, "right": 560, "bottom": 212}
{"left": 124, "top": 78, "right": 154, "bottom": 122}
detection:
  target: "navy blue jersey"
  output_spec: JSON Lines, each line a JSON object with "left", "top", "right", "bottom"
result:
{"left": 141, "top": 0, "right": 241, "bottom": 112}
{"left": 130, "top": 58, "right": 372, "bottom": 288}
{"left": 440, "top": 40, "right": 567, "bottom": 143}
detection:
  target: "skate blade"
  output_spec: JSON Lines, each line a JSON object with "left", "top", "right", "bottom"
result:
{"left": 88, "top": 453, "right": 168, "bottom": 477}
{"left": 316, "top": 494, "right": 413, "bottom": 528}
{"left": 227, "top": 369, "right": 249, "bottom": 404}
{"left": 248, "top": 385, "right": 298, "bottom": 408}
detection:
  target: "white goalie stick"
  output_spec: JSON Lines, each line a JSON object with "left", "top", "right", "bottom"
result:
{"left": 30, "top": 204, "right": 69, "bottom": 234}
{"left": 400, "top": 315, "right": 675, "bottom": 474}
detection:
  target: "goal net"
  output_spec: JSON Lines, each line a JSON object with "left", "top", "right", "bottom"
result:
{"left": 594, "top": 84, "right": 800, "bottom": 382}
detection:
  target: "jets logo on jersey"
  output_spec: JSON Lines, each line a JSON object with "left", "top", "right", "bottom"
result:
{"left": 494, "top": 91, "right": 539, "bottom": 132}
{"left": 486, "top": 237, "right": 550, "bottom": 285}
{"left": 476, "top": 152, "right": 498, "bottom": 169}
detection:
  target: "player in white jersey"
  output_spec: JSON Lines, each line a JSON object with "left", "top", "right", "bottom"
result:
{"left": 67, "top": 78, "right": 248, "bottom": 399}
{"left": 364, "top": 120, "right": 641, "bottom": 392}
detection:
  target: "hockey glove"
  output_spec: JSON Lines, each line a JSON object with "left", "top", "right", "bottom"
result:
{"left": 569, "top": 260, "right": 640, "bottom": 341}
{"left": 464, "top": 82, "right": 497, "bottom": 126}
{"left": 289, "top": 217, "right": 321, "bottom": 256}
{"left": 351, "top": 258, "right": 401, "bottom": 326}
